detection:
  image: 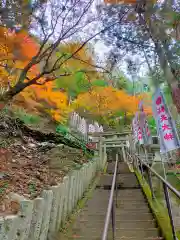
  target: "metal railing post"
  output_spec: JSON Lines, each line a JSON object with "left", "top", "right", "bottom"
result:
{"left": 102, "top": 154, "right": 118, "bottom": 240}
{"left": 126, "top": 151, "right": 180, "bottom": 240}
{"left": 111, "top": 200, "right": 116, "bottom": 240}
{"left": 147, "top": 168, "right": 155, "bottom": 199}
{"left": 115, "top": 153, "right": 118, "bottom": 208}
{"left": 163, "top": 183, "right": 177, "bottom": 240}
{"left": 99, "top": 136, "right": 103, "bottom": 170}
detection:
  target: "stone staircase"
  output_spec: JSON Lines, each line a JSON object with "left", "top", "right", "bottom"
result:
{"left": 58, "top": 159, "right": 163, "bottom": 240}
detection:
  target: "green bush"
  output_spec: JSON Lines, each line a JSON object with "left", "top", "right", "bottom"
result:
{"left": 14, "top": 108, "right": 41, "bottom": 125}
{"left": 56, "top": 124, "right": 69, "bottom": 135}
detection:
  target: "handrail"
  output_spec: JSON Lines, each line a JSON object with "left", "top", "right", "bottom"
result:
{"left": 126, "top": 150, "right": 180, "bottom": 240}
{"left": 101, "top": 154, "right": 118, "bottom": 240}
{"left": 136, "top": 154, "right": 180, "bottom": 198}
{"left": 127, "top": 151, "right": 180, "bottom": 199}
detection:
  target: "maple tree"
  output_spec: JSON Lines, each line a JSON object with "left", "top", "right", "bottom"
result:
{"left": 73, "top": 86, "right": 152, "bottom": 126}
{"left": 55, "top": 43, "right": 108, "bottom": 101}
{"left": 0, "top": 0, "right": 116, "bottom": 110}
{"left": 16, "top": 81, "right": 71, "bottom": 124}
{"left": 10, "top": 40, "right": 109, "bottom": 123}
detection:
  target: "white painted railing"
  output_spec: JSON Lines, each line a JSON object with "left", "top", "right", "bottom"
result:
{"left": 0, "top": 154, "right": 106, "bottom": 240}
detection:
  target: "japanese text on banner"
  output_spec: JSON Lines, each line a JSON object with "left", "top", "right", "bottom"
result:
{"left": 152, "top": 88, "right": 180, "bottom": 153}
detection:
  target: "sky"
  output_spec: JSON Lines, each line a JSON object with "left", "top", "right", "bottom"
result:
{"left": 33, "top": 0, "right": 149, "bottom": 85}
{"left": 90, "top": 0, "right": 149, "bottom": 81}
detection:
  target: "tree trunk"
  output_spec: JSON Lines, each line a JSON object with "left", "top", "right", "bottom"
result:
{"left": 149, "top": 24, "right": 180, "bottom": 113}
{"left": 0, "top": 81, "right": 31, "bottom": 110}
{"left": 138, "top": 11, "right": 180, "bottom": 114}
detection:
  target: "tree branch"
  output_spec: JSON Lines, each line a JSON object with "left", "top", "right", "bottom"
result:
{"left": 72, "top": 56, "right": 110, "bottom": 73}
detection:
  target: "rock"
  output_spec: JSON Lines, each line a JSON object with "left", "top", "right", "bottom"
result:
{"left": 63, "top": 166, "right": 69, "bottom": 173}
{"left": 23, "top": 194, "right": 30, "bottom": 199}
{"left": 57, "top": 144, "right": 64, "bottom": 148}
{"left": 9, "top": 192, "right": 27, "bottom": 201}
{"left": 21, "top": 146, "right": 27, "bottom": 151}
{"left": 36, "top": 171, "right": 41, "bottom": 177}
{"left": 0, "top": 172, "right": 10, "bottom": 180}
{"left": 28, "top": 143, "right": 36, "bottom": 148}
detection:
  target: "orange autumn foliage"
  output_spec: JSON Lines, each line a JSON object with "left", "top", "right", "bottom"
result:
{"left": 58, "top": 42, "right": 100, "bottom": 82}
{"left": 14, "top": 81, "right": 71, "bottom": 123}
{"left": 0, "top": 27, "right": 70, "bottom": 123}
{"left": 73, "top": 86, "right": 152, "bottom": 118}
{"left": 0, "top": 27, "right": 41, "bottom": 87}
{"left": 0, "top": 27, "right": 39, "bottom": 64}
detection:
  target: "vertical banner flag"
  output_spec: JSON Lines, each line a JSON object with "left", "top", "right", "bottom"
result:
{"left": 152, "top": 88, "right": 180, "bottom": 153}
{"left": 132, "top": 116, "right": 138, "bottom": 144}
{"left": 132, "top": 112, "right": 144, "bottom": 145}
{"left": 138, "top": 101, "right": 152, "bottom": 145}
{"left": 144, "top": 119, "right": 152, "bottom": 145}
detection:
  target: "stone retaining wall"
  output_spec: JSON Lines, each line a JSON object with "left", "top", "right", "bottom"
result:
{"left": 0, "top": 153, "right": 107, "bottom": 240}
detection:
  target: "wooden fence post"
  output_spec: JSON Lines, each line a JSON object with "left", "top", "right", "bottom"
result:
{"left": 49, "top": 186, "right": 61, "bottom": 234}
{"left": 56, "top": 183, "right": 65, "bottom": 231}
{"left": 99, "top": 136, "right": 103, "bottom": 170}
{"left": 18, "top": 199, "right": 34, "bottom": 240}
{"left": 39, "top": 190, "right": 53, "bottom": 240}
{"left": 61, "top": 176, "right": 69, "bottom": 225}
{"left": 29, "top": 198, "right": 44, "bottom": 240}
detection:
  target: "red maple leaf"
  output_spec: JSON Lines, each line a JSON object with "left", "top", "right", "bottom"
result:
{"left": 160, "top": 114, "right": 168, "bottom": 122}
{"left": 156, "top": 97, "right": 162, "bottom": 105}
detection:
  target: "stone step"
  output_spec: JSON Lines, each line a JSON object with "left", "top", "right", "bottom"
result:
{"left": 107, "top": 162, "right": 131, "bottom": 174}
{"left": 115, "top": 238, "right": 163, "bottom": 240}
{"left": 116, "top": 212, "right": 154, "bottom": 220}
{"left": 117, "top": 195, "right": 146, "bottom": 200}
{"left": 81, "top": 208, "right": 150, "bottom": 216}
{"left": 117, "top": 190, "right": 145, "bottom": 196}
{"left": 74, "top": 219, "right": 157, "bottom": 228}
{"left": 83, "top": 201, "right": 149, "bottom": 209}
{"left": 115, "top": 219, "right": 157, "bottom": 228}
{"left": 117, "top": 174, "right": 139, "bottom": 184}
{"left": 55, "top": 168, "right": 163, "bottom": 240}
{"left": 87, "top": 199, "right": 147, "bottom": 204}
{"left": 116, "top": 205, "right": 150, "bottom": 211}
{"left": 118, "top": 198, "right": 147, "bottom": 203}
{"left": 57, "top": 236, "right": 163, "bottom": 240}
{"left": 97, "top": 180, "right": 140, "bottom": 188}
{"left": 117, "top": 199, "right": 147, "bottom": 203}
{"left": 67, "top": 227, "right": 159, "bottom": 239}
{"left": 114, "top": 228, "right": 160, "bottom": 238}
{"left": 96, "top": 175, "right": 112, "bottom": 187}
{"left": 118, "top": 188, "right": 144, "bottom": 193}
{"left": 78, "top": 212, "right": 153, "bottom": 221}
